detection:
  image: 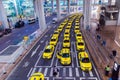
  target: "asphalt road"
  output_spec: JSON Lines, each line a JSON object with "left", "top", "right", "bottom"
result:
{"left": 0, "top": 14, "right": 56, "bottom": 52}
{"left": 6, "top": 16, "right": 101, "bottom": 80}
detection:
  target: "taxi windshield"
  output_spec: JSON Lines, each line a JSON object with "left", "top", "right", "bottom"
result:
{"left": 77, "top": 34, "right": 81, "bottom": 36}
{"left": 51, "top": 39, "right": 56, "bottom": 41}
{"left": 78, "top": 42, "right": 84, "bottom": 45}
{"left": 62, "top": 53, "right": 69, "bottom": 58}
{"left": 81, "top": 58, "right": 90, "bottom": 63}
{"left": 64, "top": 40, "right": 69, "bottom": 43}
{"left": 44, "top": 49, "right": 51, "bottom": 53}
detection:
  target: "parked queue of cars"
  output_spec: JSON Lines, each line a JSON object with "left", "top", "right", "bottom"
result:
{"left": 29, "top": 14, "right": 92, "bottom": 80}
{"left": 74, "top": 15, "right": 92, "bottom": 71}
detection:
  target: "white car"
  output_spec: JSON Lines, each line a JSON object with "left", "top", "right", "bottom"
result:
{"left": 28, "top": 18, "right": 36, "bottom": 24}
{"left": 52, "top": 18, "right": 57, "bottom": 24}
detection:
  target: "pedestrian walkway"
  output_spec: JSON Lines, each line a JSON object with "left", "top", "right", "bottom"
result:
{"left": 27, "top": 67, "right": 98, "bottom": 80}
{"left": 89, "top": 24, "right": 120, "bottom": 80}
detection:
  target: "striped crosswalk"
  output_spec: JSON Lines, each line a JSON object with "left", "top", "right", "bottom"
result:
{"left": 28, "top": 67, "right": 97, "bottom": 78}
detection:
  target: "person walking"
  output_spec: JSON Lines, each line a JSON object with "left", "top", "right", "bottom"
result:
{"left": 105, "top": 65, "right": 110, "bottom": 76}
{"left": 53, "top": 66, "right": 59, "bottom": 77}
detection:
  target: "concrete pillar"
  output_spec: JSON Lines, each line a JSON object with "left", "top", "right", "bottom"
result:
{"left": 56, "top": 0, "right": 61, "bottom": 20}
{"left": 83, "top": 0, "right": 91, "bottom": 30}
{"left": 117, "top": 9, "right": 120, "bottom": 25}
{"left": 36, "top": 0, "right": 47, "bottom": 31}
{"left": 108, "top": 0, "right": 112, "bottom": 5}
{"left": 68, "top": 0, "right": 70, "bottom": 14}
{"left": 0, "top": 0, "right": 9, "bottom": 29}
{"left": 33, "top": 0, "right": 38, "bottom": 18}
{"left": 51, "top": 0, "right": 54, "bottom": 13}
{"left": 13, "top": 0, "right": 19, "bottom": 17}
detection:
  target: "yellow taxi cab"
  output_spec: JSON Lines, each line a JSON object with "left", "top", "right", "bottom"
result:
{"left": 76, "top": 40, "right": 85, "bottom": 51}
{"left": 57, "top": 48, "right": 71, "bottom": 65}
{"left": 65, "top": 29, "right": 70, "bottom": 33}
{"left": 76, "top": 20, "right": 79, "bottom": 23}
{"left": 66, "top": 25, "right": 71, "bottom": 29}
{"left": 75, "top": 22, "right": 79, "bottom": 26}
{"left": 42, "top": 45, "right": 54, "bottom": 59}
{"left": 75, "top": 26, "right": 79, "bottom": 29}
{"left": 63, "top": 38, "right": 70, "bottom": 48}
{"left": 64, "top": 32, "right": 70, "bottom": 38}
{"left": 76, "top": 33, "right": 82, "bottom": 41}
{"left": 78, "top": 51, "right": 92, "bottom": 71}
{"left": 50, "top": 36, "right": 58, "bottom": 46}
{"left": 53, "top": 30, "right": 59, "bottom": 38}
{"left": 60, "top": 22, "right": 66, "bottom": 26}
{"left": 57, "top": 26, "right": 64, "bottom": 32}
{"left": 29, "top": 72, "right": 44, "bottom": 80}
{"left": 74, "top": 29, "right": 80, "bottom": 34}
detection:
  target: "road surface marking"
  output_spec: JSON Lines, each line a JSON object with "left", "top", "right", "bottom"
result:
{"left": 50, "top": 34, "right": 52, "bottom": 37}
{"left": 35, "top": 51, "right": 43, "bottom": 67}
{"left": 35, "top": 42, "right": 47, "bottom": 67}
{"left": 74, "top": 42, "right": 79, "bottom": 67}
{"left": 27, "top": 68, "right": 33, "bottom": 77}
{"left": 50, "top": 68, "right": 53, "bottom": 77}
{"left": 31, "top": 45, "right": 40, "bottom": 57}
{"left": 45, "top": 35, "right": 48, "bottom": 37}
{"left": 89, "top": 71, "right": 93, "bottom": 77}
{"left": 82, "top": 71, "right": 85, "bottom": 77}
{"left": 80, "top": 77, "right": 98, "bottom": 80}
{"left": 38, "top": 68, "right": 42, "bottom": 72}
{"left": 40, "top": 40, "right": 44, "bottom": 43}
{"left": 63, "top": 68, "right": 66, "bottom": 76}
{"left": 6, "top": 40, "right": 11, "bottom": 43}
{"left": 92, "top": 60, "right": 101, "bottom": 80}
{"left": 50, "top": 42, "right": 58, "bottom": 67}
{"left": 30, "top": 68, "right": 36, "bottom": 76}
{"left": 44, "top": 68, "right": 48, "bottom": 76}
{"left": 69, "top": 67, "right": 72, "bottom": 77}
{"left": 75, "top": 68, "right": 79, "bottom": 77}
{"left": 23, "top": 61, "right": 29, "bottom": 68}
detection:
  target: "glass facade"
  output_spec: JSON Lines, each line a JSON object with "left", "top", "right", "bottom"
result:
{"left": 2, "top": 0, "right": 34, "bottom": 18}
{"left": 2, "top": 0, "right": 110, "bottom": 20}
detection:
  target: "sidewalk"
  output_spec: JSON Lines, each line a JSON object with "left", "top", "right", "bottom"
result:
{"left": 91, "top": 25, "right": 120, "bottom": 79}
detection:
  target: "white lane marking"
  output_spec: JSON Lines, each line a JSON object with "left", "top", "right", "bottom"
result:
{"left": 82, "top": 71, "right": 85, "bottom": 77}
{"left": 30, "top": 68, "right": 36, "bottom": 76}
{"left": 53, "top": 77, "right": 75, "bottom": 80}
{"left": 69, "top": 67, "right": 72, "bottom": 77}
{"left": 80, "top": 77, "right": 98, "bottom": 80}
{"left": 50, "top": 42, "right": 58, "bottom": 67}
{"left": 45, "top": 35, "right": 48, "bottom": 37}
{"left": 92, "top": 60, "right": 101, "bottom": 80}
{"left": 38, "top": 68, "right": 42, "bottom": 72}
{"left": 44, "top": 68, "right": 48, "bottom": 76}
{"left": 6, "top": 40, "right": 11, "bottom": 43}
{"left": 35, "top": 51, "right": 42, "bottom": 67}
{"left": 50, "top": 34, "right": 52, "bottom": 37}
{"left": 89, "top": 71, "right": 93, "bottom": 77}
{"left": 23, "top": 61, "right": 29, "bottom": 68}
{"left": 40, "top": 40, "right": 44, "bottom": 43}
{"left": 27, "top": 68, "right": 33, "bottom": 77}
{"left": 50, "top": 68, "right": 53, "bottom": 77}
{"left": 63, "top": 68, "right": 66, "bottom": 76}
{"left": 75, "top": 68, "right": 79, "bottom": 77}
{"left": 31, "top": 45, "right": 40, "bottom": 57}
{"left": 74, "top": 42, "right": 79, "bottom": 67}
{"left": 35, "top": 41, "right": 48, "bottom": 67}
